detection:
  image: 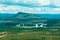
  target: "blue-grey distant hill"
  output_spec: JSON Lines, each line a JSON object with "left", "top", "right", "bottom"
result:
{"left": 0, "top": 12, "right": 60, "bottom": 19}
{"left": 0, "top": 13, "right": 15, "bottom": 19}
{"left": 0, "top": 12, "right": 60, "bottom": 28}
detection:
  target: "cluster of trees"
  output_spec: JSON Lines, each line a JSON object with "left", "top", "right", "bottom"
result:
{"left": 47, "top": 19, "right": 60, "bottom": 27}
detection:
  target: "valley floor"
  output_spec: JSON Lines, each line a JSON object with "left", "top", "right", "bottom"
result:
{"left": 0, "top": 28, "right": 60, "bottom": 40}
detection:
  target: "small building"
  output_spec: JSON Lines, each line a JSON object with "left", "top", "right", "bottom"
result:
{"left": 35, "top": 23, "right": 47, "bottom": 28}
{"left": 16, "top": 23, "right": 47, "bottom": 28}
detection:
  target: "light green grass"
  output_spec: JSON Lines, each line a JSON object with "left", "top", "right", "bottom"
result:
{"left": 0, "top": 28, "right": 60, "bottom": 40}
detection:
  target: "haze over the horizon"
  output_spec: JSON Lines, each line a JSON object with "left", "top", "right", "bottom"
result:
{"left": 0, "top": 0, "right": 60, "bottom": 14}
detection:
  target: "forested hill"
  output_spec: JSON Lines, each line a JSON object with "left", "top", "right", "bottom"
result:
{"left": 0, "top": 12, "right": 60, "bottom": 19}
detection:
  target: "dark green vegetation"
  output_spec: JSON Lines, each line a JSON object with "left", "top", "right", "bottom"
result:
{"left": 0, "top": 12, "right": 60, "bottom": 27}
{"left": 0, "top": 12, "right": 60, "bottom": 40}
{"left": 0, "top": 28, "right": 60, "bottom": 40}
{"left": 0, "top": 12, "right": 48, "bottom": 27}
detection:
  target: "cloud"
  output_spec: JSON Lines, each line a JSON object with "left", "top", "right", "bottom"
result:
{"left": 53, "top": 8, "right": 60, "bottom": 13}
{"left": 41, "top": 7, "right": 60, "bottom": 14}
{"left": 10, "top": 0, "right": 60, "bottom": 7}
{"left": 0, "top": 4, "right": 60, "bottom": 14}
{"left": 0, "top": 0, "right": 53, "bottom": 7}
{"left": 52, "top": 0, "right": 60, "bottom": 7}
{"left": 0, "top": 0, "right": 60, "bottom": 14}
{"left": 9, "top": 0, "right": 51, "bottom": 6}
{"left": 37, "top": 0, "right": 50, "bottom": 6}
{"left": 0, "top": 0, "right": 60, "bottom": 7}
{"left": 0, "top": 4, "right": 42, "bottom": 14}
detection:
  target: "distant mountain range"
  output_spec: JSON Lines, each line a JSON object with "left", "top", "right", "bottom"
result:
{"left": 0, "top": 12, "right": 60, "bottom": 28}
{"left": 0, "top": 14, "right": 15, "bottom": 19}
{"left": 0, "top": 12, "right": 60, "bottom": 19}
{"left": 13, "top": 12, "right": 45, "bottom": 19}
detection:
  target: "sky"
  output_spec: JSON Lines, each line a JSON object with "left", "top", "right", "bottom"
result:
{"left": 0, "top": 0, "right": 60, "bottom": 14}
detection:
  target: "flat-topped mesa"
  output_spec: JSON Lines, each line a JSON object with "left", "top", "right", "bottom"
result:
{"left": 14, "top": 12, "right": 44, "bottom": 19}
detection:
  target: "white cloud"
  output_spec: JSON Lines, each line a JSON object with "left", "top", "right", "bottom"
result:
{"left": 12, "top": 0, "right": 50, "bottom": 6}
{"left": 0, "top": 4, "right": 42, "bottom": 14}
{"left": 0, "top": 0, "right": 60, "bottom": 7}
{"left": 6, "top": 5, "right": 20, "bottom": 12}
{"left": 53, "top": 8, "right": 60, "bottom": 12}
{"left": 52, "top": 0, "right": 60, "bottom": 7}
{"left": 12, "top": 0, "right": 20, "bottom": 3}
{"left": 0, "top": 4, "right": 7, "bottom": 7}
{"left": 37, "top": 0, "right": 50, "bottom": 6}
{"left": 0, "top": 0, "right": 51, "bottom": 6}
{"left": 39, "top": 7, "right": 60, "bottom": 14}
{"left": 0, "top": 4, "right": 60, "bottom": 14}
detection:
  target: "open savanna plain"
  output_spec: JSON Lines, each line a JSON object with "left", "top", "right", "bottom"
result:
{"left": 0, "top": 28, "right": 60, "bottom": 40}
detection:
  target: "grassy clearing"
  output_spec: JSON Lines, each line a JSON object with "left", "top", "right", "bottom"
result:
{"left": 0, "top": 28, "right": 60, "bottom": 40}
